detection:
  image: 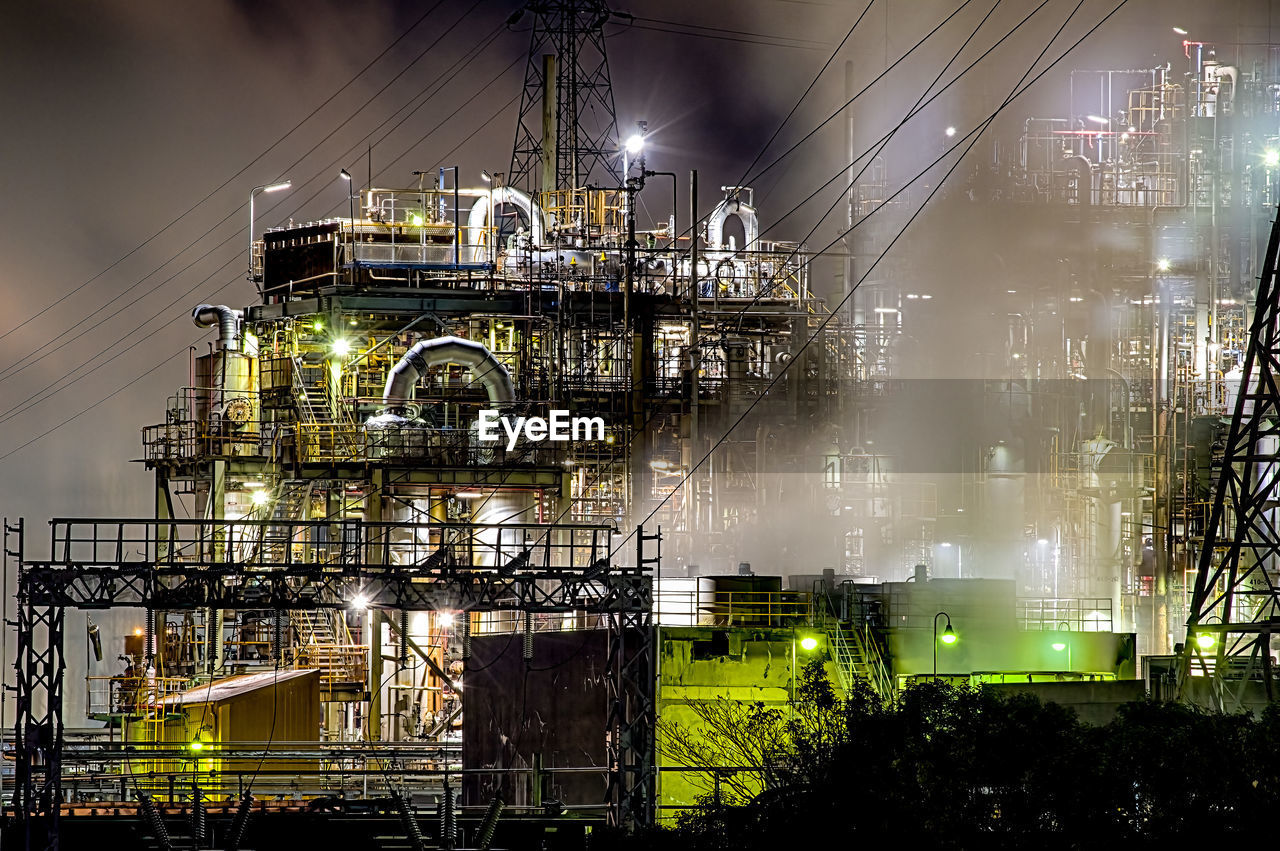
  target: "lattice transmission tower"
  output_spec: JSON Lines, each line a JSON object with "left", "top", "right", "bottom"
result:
{"left": 508, "top": 0, "right": 622, "bottom": 194}
{"left": 1181, "top": 208, "right": 1280, "bottom": 709}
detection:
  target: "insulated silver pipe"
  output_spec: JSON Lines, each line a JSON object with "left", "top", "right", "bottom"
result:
{"left": 192, "top": 304, "right": 240, "bottom": 351}
{"left": 377, "top": 336, "right": 514, "bottom": 416}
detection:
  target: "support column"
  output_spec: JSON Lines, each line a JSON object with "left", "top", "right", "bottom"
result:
{"left": 540, "top": 54, "right": 558, "bottom": 195}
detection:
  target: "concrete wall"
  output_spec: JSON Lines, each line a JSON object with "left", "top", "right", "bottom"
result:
{"left": 985, "top": 679, "right": 1147, "bottom": 725}
{"left": 889, "top": 628, "right": 1137, "bottom": 680}
{"left": 656, "top": 626, "right": 840, "bottom": 819}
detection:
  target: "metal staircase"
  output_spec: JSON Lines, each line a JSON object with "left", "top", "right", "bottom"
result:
{"left": 255, "top": 479, "right": 314, "bottom": 564}
{"left": 813, "top": 591, "right": 894, "bottom": 700}
{"left": 294, "top": 607, "right": 339, "bottom": 646}
{"left": 292, "top": 591, "right": 363, "bottom": 698}
{"left": 292, "top": 355, "right": 362, "bottom": 460}
{"left": 292, "top": 356, "right": 333, "bottom": 425}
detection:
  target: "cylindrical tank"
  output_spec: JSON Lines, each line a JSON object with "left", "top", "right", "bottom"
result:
{"left": 195, "top": 350, "right": 260, "bottom": 455}
{"left": 1081, "top": 438, "right": 1124, "bottom": 626}
{"left": 473, "top": 491, "right": 536, "bottom": 568}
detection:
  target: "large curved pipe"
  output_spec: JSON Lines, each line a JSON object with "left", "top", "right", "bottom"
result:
{"left": 466, "top": 186, "right": 547, "bottom": 259}
{"left": 192, "top": 304, "right": 240, "bottom": 351}
{"left": 707, "top": 194, "right": 759, "bottom": 251}
{"left": 378, "top": 336, "right": 514, "bottom": 417}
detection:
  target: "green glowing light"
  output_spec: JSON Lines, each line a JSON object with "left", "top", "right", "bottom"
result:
{"left": 411, "top": 214, "right": 424, "bottom": 226}
{"left": 1052, "top": 641, "right": 1067, "bottom": 652}
{"left": 1197, "top": 633, "right": 1216, "bottom": 650}
{"left": 189, "top": 739, "right": 205, "bottom": 752}
{"left": 939, "top": 627, "right": 957, "bottom": 645}
{"left": 799, "top": 636, "right": 819, "bottom": 651}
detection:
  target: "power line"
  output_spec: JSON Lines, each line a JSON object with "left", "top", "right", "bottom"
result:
{"left": 0, "top": 64, "right": 527, "bottom": 461}
{"left": 531, "top": 0, "right": 1032, "bottom": 539}
{"left": 623, "top": 0, "right": 1127, "bottom": 547}
{"left": 0, "top": 4, "right": 505, "bottom": 387}
{"left": 0, "top": 341, "right": 196, "bottom": 464}
{"left": 736, "top": 0, "right": 875, "bottom": 184}
{"left": 623, "top": 16, "right": 832, "bottom": 51}
{"left": 0, "top": 0, "right": 450, "bottom": 345}
{"left": 0, "top": 19, "right": 517, "bottom": 426}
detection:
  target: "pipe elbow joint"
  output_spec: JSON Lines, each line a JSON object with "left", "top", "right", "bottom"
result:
{"left": 192, "top": 304, "right": 240, "bottom": 351}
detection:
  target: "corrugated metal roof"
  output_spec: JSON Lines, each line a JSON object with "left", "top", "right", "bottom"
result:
{"left": 161, "top": 669, "right": 321, "bottom": 706}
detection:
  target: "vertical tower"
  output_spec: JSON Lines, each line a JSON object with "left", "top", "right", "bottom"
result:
{"left": 508, "top": 0, "right": 621, "bottom": 193}
{"left": 1182, "top": 209, "right": 1280, "bottom": 710}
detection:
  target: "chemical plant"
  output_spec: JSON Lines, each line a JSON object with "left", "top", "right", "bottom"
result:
{"left": 4, "top": 2, "right": 1280, "bottom": 849}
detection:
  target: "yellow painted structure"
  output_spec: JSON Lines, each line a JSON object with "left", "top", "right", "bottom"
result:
{"left": 125, "top": 669, "right": 322, "bottom": 798}
{"left": 656, "top": 626, "right": 840, "bottom": 820}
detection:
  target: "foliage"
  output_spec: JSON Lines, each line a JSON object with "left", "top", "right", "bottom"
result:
{"left": 644, "top": 665, "right": 1280, "bottom": 848}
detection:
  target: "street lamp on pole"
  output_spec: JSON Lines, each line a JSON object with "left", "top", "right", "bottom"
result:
{"left": 933, "top": 611, "right": 955, "bottom": 680}
{"left": 249, "top": 180, "right": 291, "bottom": 285}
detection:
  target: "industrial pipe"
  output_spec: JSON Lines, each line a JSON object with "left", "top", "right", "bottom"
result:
{"left": 372, "top": 336, "right": 514, "bottom": 422}
{"left": 192, "top": 304, "right": 241, "bottom": 351}
{"left": 1063, "top": 156, "right": 1093, "bottom": 206}
{"left": 706, "top": 190, "right": 759, "bottom": 251}
{"left": 466, "top": 186, "right": 547, "bottom": 256}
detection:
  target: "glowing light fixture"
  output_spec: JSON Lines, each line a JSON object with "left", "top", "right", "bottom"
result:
{"left": 1052, "top": 641, "right": 1067, "bottom": 652}
{"left": 351, "top": 593, "right": 369, "bottom": 611}
{"left": 339, "top": 168, "right": 352, "bottom": 181}
{"left": 331, "top": 338, "right": 352, "bottom": 357}
{"left": 134, "top": 628, "right": 144, "bottom": 637}
{"left": 437, "top": 612, "right": 456, "bottom": 628}
{"left": 939, "top": 626, "right": 957, "bottom": 645}
{"left": 624, "top": 134, "right": 645, "bottom": 155}
{"left": 1156, "top": 257, "right": 1171, "bottom": 272}
{"left": 1087, "top": 115, "right": 1110, "bottom": 125}
{"left": 799, "top": 636, "right": 819, "bottom": 651}
{"left": 1266, "top": 149, "right": 1280, "bottom": 168}
{"left": 481, "top": 171, "right": 492, "bottom": 183}
{"left": 1196, "top": 633, "right": 1216, "bottom": 650}
{"left": 411, "top": 214, "right": 424, "bottom": 226}
{"left": 945, "top": 126, "right": 957, "bottom": 137}
{"left": 189, "top": 739, "right": 205, "bottom": 752}
{"left": 1172, "top": 26, "right": 1188, "bottom": 35}
{"left": 251, "top": 490, "right": 271, "bottom": 507}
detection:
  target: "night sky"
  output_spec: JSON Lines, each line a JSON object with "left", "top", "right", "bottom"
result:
{"left": 0, "top": 0, "right": 1270, "bottom": 525}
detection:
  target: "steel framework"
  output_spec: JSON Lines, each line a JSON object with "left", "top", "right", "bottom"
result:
{"left": 1181, "top": 207, "right": 1280, "bottom": 709}
{"left": 6, "top": 517, "right": 656, "bottom": 851}
{"left": 508, "top": 0, "right": 621, "bottom": 193}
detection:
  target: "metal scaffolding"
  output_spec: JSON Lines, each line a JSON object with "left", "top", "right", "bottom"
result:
{"left": 6, "top": 517, "right": 656, "bottom": 850}
{"left": 1181, "top": 207, "right": 1280, "bottom": 710}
